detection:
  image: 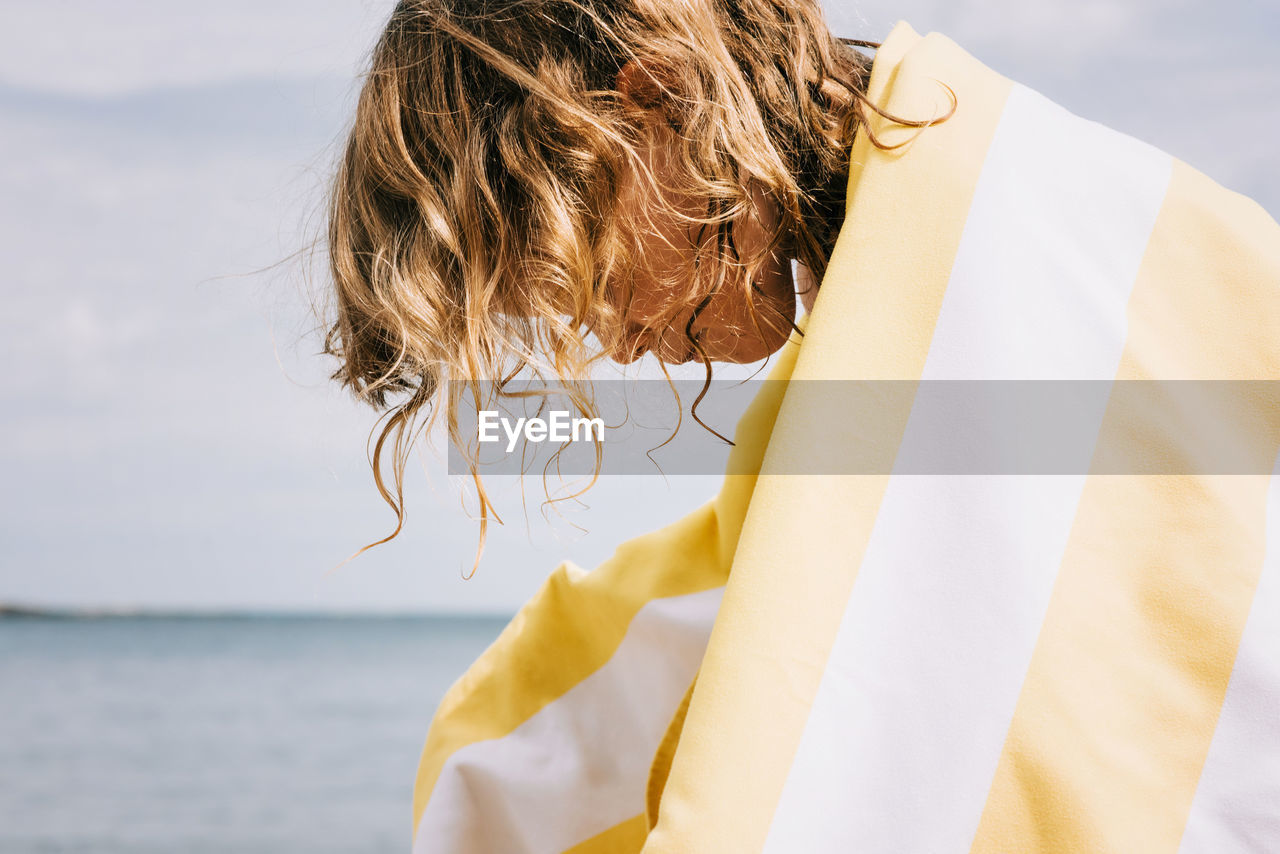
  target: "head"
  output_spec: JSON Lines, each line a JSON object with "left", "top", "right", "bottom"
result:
{"left": 322, "top": 0, "right": 905, "bottom": 564}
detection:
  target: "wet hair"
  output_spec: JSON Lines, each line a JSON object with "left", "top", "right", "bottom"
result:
{"left": 321, "top": 0, "right": 954, "bottom": 570}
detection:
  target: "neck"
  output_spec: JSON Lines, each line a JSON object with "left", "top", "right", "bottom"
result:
{"left": 796, "top": 261, "right": 818, "bottom": 315}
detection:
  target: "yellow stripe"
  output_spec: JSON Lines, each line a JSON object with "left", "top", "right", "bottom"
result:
{"left": 411, "top": 321, "right": 804, "bottom": 837}
{"left": 970, "top": 160, "right": 1280, "bottom": 852}
{"left": 643, "top": 21, "right": 1013, "bottom": 851}
{"left": 563, "top": 814, "right": 649, "bottom": 854}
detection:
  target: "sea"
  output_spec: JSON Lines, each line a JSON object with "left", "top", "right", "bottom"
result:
{"left": 0, "top": 613, "right": 510, "bottom": 853}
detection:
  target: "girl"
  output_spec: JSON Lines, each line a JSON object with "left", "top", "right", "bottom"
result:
{"left": 323, "top": 0, "right": 936, "bottom": 535}
{"left": 324, "top": 0, "right": 1280, "bottom": 851}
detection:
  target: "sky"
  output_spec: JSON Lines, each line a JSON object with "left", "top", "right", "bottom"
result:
{"left": 1, "top": 0, "right": 1276, "bottom": 615}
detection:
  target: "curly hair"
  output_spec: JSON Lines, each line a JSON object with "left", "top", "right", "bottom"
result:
{"left": 321, "top": 0, "right": 953, "bottom": 572}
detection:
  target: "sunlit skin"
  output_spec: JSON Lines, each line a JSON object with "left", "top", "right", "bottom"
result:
{"left": 599, "top": 61, "right": 817, "bottom": 366}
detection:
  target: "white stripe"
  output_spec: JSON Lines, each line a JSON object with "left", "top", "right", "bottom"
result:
{"left": 413, "top": 586, "right": 722, "bottom": 854}
{"left": 1178, "top": 450, "right": 1280, "bottom": 853}
{"left": 764, "top": 83, "right": 1171, "bottom": 851}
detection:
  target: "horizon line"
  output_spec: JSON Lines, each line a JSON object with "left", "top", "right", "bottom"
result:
{"left": 0, "top": 601, "right": 515, "bottom": 621}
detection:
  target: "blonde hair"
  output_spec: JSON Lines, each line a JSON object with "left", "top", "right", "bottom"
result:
{"left": 322, "top": 0, "right": 953, "bottom": 570}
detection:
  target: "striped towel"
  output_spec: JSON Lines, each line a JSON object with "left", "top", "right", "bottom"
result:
{"left": 412, "top": 19, "right": 1280, "bottom": 853}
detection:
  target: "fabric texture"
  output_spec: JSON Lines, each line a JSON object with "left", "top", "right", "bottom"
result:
{"left": 412, "top": 20, "right": 1280, "bottom": 853}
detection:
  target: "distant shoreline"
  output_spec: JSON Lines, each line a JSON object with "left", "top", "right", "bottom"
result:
{"left": 0, "top": 603, "right": 514, "bottom": 622}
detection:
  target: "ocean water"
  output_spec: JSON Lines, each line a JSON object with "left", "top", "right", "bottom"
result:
{"left": 0, "top": 614, "right": 510, "bottom": 853}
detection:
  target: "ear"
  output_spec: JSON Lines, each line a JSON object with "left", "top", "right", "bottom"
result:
{"left": 615, "top": 57, "right": 669, "bottom": 110}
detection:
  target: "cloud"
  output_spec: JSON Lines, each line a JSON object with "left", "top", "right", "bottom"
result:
{"left": 0, "top": 0, "right": 396, "bottom": 96}
{"left": 1, "top": 0, "right": 1276, "bottom": 613}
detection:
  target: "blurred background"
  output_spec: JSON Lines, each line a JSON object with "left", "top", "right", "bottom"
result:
{"left": 1, "top": 0, "right": 1275, "bottom": 850}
